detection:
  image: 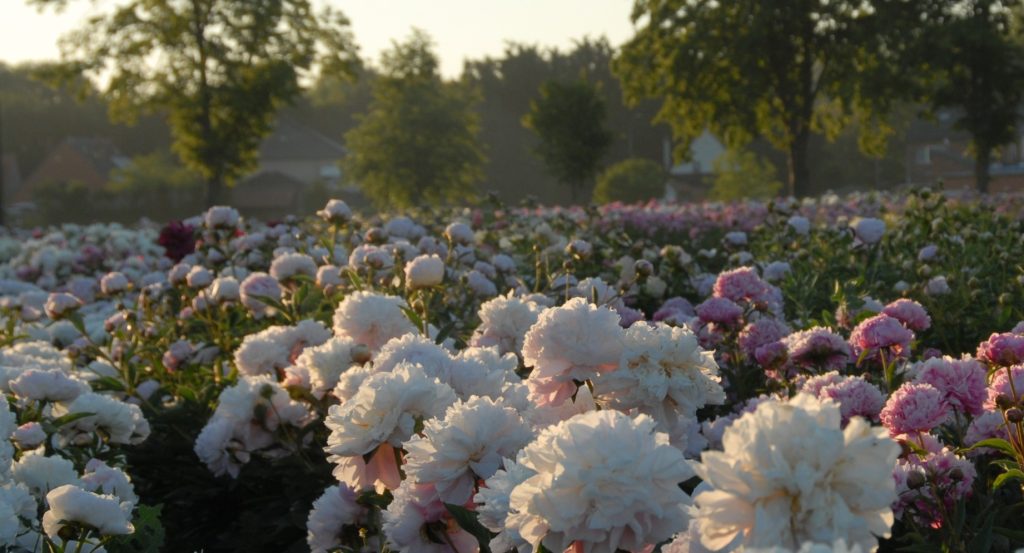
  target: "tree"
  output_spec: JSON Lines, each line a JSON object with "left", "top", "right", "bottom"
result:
{"left": 463, "top": 38, "right": 667, "bottom": 205}
{"left": 918, "top": 0, "right": 1024, "bottom": 193}
{"left": 710, "top": 149, "right": 784, "bottom": 201}
{"left": 30, "top": 0, "right": 357, "bottom": 206}
{"left": 523, "top": 79, "right": 613, "bottom": 203}
{"left": 614, "top": 0, "right": 908, "bottom": 197}
{"left": 343, "top": 30, "right": 486, "bottom": 209}
{"left": 593, "top": 158, "right": 666, "bottom": 204}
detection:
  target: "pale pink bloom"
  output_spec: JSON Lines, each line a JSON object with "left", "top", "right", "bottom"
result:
{"left": 977, "top": 332, "right": 1024, "bottom": 367}
{"left": 913, "top": 356, "right": 987, "bottom": 416}
{"left": 985, "top": 364, "right": 1024, "bottom": 408}
{"left": 882, "top": 299, "right": 931, "bottom": 332}
{"left": 879, "top": 383, "right": 949, "bottom": 437}
{"left": 695, "top": 297, "right": 743, "bottom": 326}
{"left": 849, "top": 314, "right": 913, "bottom": 364}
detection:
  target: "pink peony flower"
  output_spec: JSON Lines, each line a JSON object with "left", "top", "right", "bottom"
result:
{"left": 882, "top": 299, "right": 931, "bottom": 332}
{"left": 977, "top": 332, "right": 1024, "bottom": 367}
{"left": 737, "top": 318, "right": 791, "bottom": 360}
{"left": 879, "top": 382, "right": 949, "bottom": 437}
{"left": 964, "top": 411, "right": 1010, "bottom": 457}
{"left": 849, "top": 314, "right": 914, "bottom": 364}
{"left": 801, "top": 372, "right": 885, "bottom": 426}
{"left": 913, "top": 357, "right": 987, "bottom": 416}
{"left": 653, "top": 297, "right": 695, "bottom": 323}
{"left": 893, "top": 447, "right": 975, "bottom": 529}
{"left": 781, "top": 327, "right": 851, "bottom": 372}
{"left": 695, "top": 297, "right": 744, "bottom": 326}
{"left": 985, "top": 364, "right": 1024, "bottom": 409}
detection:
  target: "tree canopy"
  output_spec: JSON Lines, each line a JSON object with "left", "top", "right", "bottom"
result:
{"left": 30, "top": 0, "right": 358, "bottom": 206}
{"left": 343, "top": 30, "right": 486, "bottom": 209}
{"left": 614, "top": 0, "right": 907, "bottom": 197}
{"left": 523, "top": 79, "right": 613, "bottom": 202}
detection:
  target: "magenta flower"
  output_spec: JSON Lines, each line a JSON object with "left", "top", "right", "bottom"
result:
{"left": 882, "top": 299, "right": 931, "bottom": 332}
{"left": 913, "top": 357, "right": 987, "bottom": 416}
{"left": 880, "top": 382, "right": 949, "bottom": 437}
{"left": 849, "top": 314, "right": 914, "bottom": 364}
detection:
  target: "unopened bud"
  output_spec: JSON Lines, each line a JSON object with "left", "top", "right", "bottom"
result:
{"left": 906, "top": 471, "right": 927, "bottom": 490}
{"left": 351, "top": 344, "right": 372, "bottom": 365}
{"left": 1007, "top": 408, "right": 1024, "bottom": 423}
{"left": 634, "top": 259, "right": 654, "bottom": 278}
{"left": 996, "top": 394, "right": 1015, "bottom": 410}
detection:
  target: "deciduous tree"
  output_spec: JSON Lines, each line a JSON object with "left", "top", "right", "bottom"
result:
{"left": 30, "top": 0, "right": 357, "bottom": 206}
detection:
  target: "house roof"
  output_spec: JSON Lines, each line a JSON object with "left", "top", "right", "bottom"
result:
{"left": 231, "top": 170, "right": 306, "bottom": 209}
{"left": 62, "top": 137, "right": 131, "bottom": 176}
{"left": 258, "top": 117, "right": 346, "bottom": 162}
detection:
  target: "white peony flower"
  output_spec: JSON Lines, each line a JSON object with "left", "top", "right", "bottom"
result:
{"left": 239, "top": 272, "right": 282, "bottom": 316}
{"left": 788, "top": 215, "right": 811, "bottom": 235}
{"left": 10, "top": 369, "right": 90, "bottom": 402}
{"left": 233, "top": 320, "right": 331, "bottom": 377}
{"left": 852, "top": 217, "right": 886, "bottom": 245}
{"left": 270, "top": 252, "right": 318, "bottom": 282}
{"left": 100, "top": 272, "right": 130, "bottom": 295}
{"left": 12, "top": 452, "right": 80, "bottom": 497}
{"left": 204, "top": 205, "right": 240, "bottom": 228}
{"left": 332, "top": 292, "right": 416, "bottom": 352}
{"left": 80, "top": 459, "right": 138, "bottom": 507}
{"left": 294, "top": 336, "right": 359, "bottom": 398}
{"left": 405, "top": 396, "right": 533, "bottom": 504}
{"left": 307, "top": 484, "right": 366, "bottom": 553}
{"left": 208, "top": 276, "right": 240, "bottom": 303}
{"left": 691, "top": 394, "right": 900, "bottom": 551}
{"left": 405, "top": 254, "right": 445, "bottom": 288}
{"left": 318, "top": 199, "right": 353, "bottom": 224}
{"left": 383, "top": 481, "right": 478, "bottom": 553}
{"left": 594, "top": 323, "right": 725, "bottom": 431}
{"left": 475, "top": 460, "right": 534, "bottom": 553}
{"left": 501, "top": 410, "right": 693, "bottom": 553}
{"left": 522, "top": 297, "right": 625, "bottom": 407}
{"left": 324, "top": 363, "right": 457, "bottom": 458}
{"left": 185, "top": 265, "right": 214, "bottom": 288}
{"left": 53, "top": 393, "right": 150, "bottom": 445}
{"left": 0, "top": 482, "right": 35, "bottom": 546}
{"left": 470, "top": 293, "right": 544, "bottom": 356}
{"left": 42, "top": 484, "right": 134, "bottom": 537}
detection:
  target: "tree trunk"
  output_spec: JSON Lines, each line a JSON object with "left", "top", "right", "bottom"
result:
{"left": 787, "top": 130, "right": 812, "bottom": 197}
{"left": 206, "top": 177, "right": 224, "bottom": 208}
{"left": 975, "top": 145, "right": 991, "bottom": 194}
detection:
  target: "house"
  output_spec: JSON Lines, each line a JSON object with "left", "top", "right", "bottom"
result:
{"left": 229, "top": 117, "right": 363, "bottom": 218}
{"left": 664, "top": 131, "right": 726, "bottom": 201}
{"left": 905, "top": 111, "right": 1024, "bottom": 192}
{"left": 14, "top": 137, "right": 129, "bottom": 203}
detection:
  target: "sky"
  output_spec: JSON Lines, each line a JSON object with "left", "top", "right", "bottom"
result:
{"left": 1, "top": 0, "right": 637, "bottom": 78}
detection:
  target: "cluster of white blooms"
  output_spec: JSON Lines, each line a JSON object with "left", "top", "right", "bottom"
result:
{"left": 194, "top": 376, "right": 310, "bottom": 477}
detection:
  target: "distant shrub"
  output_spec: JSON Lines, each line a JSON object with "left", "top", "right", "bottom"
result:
{"left": 593, "top": 158, "right": 666, "bottom": 204}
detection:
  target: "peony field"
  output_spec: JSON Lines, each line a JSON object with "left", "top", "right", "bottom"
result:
{"left": 4, "top": 190, "right": 1024, "bottom": 553}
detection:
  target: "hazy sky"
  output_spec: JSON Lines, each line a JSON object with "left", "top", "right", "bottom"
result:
{"left": 1, "top": 1, "right": 637, "bottom": 78}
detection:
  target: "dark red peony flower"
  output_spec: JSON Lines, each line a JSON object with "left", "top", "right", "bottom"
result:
{"left": 158, "top": 221, "right": 196, "bottom": 262}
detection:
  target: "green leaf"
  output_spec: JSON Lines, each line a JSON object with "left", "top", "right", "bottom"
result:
{"left": 994, "top": 526, "right": 1024, "bottom": 542}
{"left": 444, "top": 503, "right": 493, "bottom": 553}
{"left": 400, "top": 306, "right": 425, "bottom": 332}
{"left": 50, "top": 411, "right": 95, "bottom": 427}
{"left": 434, "top": 319, "right": 457, "bottom": 345}
{"left": 106, "top": 504, "right": 165, "bottom": 553}
{"left": 992, "top": 468, "right": 1024, "bottom": 490}
{"left": 90, "top": 376, "right": 127, "bottom": 392}
{"left": 961, "top": 438, "right": 1017, "bottom": 457}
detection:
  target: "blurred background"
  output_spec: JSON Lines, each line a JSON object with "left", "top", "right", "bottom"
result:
{"left": 1, "top": 0, "right": 1022, "bottom": 224}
